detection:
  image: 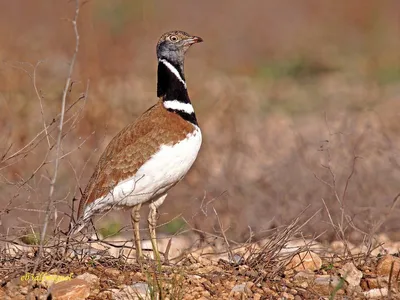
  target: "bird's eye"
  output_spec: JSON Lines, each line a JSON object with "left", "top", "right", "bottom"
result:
{"left": 169, "top": 35, "right": 178, "bottom": 42}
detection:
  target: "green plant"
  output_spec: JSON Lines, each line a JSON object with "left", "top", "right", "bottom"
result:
{"left": 169, "top": 271, "right": 185, "bottom": 300}
{"left": 160, "top": 217, "right": 186, "bottom": 235}
{"left": 142, "top": 264, "right": 185, "bottom": 300}
{"left": 87, "top": 256, "right": 97, "bottom": 268}
{"left": 98, "top": 221, "right": 122, "bottom": 238}
{"left": 329, "top": 276, "right": 346, "bottom": 300}
{"left": 321, "top": 263, "right": 334, "bottom": 271}
{"left": 20, "top": 232, "right": 40, "bottom": 245}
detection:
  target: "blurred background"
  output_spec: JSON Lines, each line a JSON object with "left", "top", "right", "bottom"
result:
{"left": 1, "top": 0, "right": 400, "bottom": 244}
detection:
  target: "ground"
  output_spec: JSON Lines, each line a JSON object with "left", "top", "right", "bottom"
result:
{"left": 1, "top": 234, "right": 400, "bottom": 299}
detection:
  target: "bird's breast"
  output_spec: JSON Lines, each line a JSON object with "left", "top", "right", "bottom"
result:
{"left": 82, "top": 126, "right": 202, "bottom": 219}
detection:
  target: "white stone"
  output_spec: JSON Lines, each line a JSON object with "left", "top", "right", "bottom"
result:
{"left": 339, "top": 262, "right": 362, "bottom": 288}
{"left": 363, "top": 288, "right": 388, "bottom": 299}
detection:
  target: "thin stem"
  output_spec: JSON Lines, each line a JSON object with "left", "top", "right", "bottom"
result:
{"left": 32, "top": 0, "right": 81, "bottom": 274}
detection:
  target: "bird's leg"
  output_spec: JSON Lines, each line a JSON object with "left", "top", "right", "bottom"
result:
{"left": 148, "top": 195, "right": 167, "bottom": 262}
{"left": 131, "top": 203, "right": 143, "bottom": 262}
{"left": 148, "top": 203, "right": 160, "bottom": 261}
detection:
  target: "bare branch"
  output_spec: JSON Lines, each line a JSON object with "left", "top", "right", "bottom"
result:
{"left": 33, "top": 0, "right": 81, "bottom": 274}
{"left": 32, "top": 60, "right": 51, "bottom": 148}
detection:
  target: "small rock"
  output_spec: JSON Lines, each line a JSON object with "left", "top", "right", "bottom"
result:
{"left": 360, "top": 278, "right": 369, "bottom": 290}
{"left": 112, "top": 283, "right": 150, "bottom": 300}
{"left": 245, "top": 281, "right": 254, "bottom": 290}
{"left": 281, "top": 239, "right": 324, "bottom": 254}
{"left": 294, "top": 273, "right": 344, "bottom": 296}
{"left": 253, "top": 294, "right": 262, "bottom": 300}
{"left": 376, "top": 255, "right": 400, "bottom": 278}
{"left": 286, "top": 251, "right": 322, "bottom": 272}
{"left": 26, "top": 288, "right": 47, "bottom": 300}
{"left": 313, "top": 275, "right": 344, "bottom": 296}
{"left": 363, "top": 288, "right": 388, "bottom": 299}
{"left": 49, "top": 278, "right": 90, "bottom": 300}
{"left": 293, "top": 271, "right": 315, "bottom": 280}
{"left": 363, "top": 277, "right": 388, "bottom": 290}
{"left": 231, "top": 253, "right": 244, "bottom": 264}
{"left": 131, "top": 282, "right": 150, "bottom": 296}
{"left": 157, "top": 235, "right": 193, "bottom": 259}
{"left": 231, "top": 243, "right": 261, "bottom": 262}
{"left": 104, "top": 268, "right": 120, "bottom": 277}
{"left": 282, "top": 292, "right": 294, "bottom": 299}
{"left": 293, "top": 271, "right": 315, "bottom": 288}
{"left": 5, "top": 278, "right": 22, "bottom": 297}
{"left": 76, "top": 273, "right": 99, "bottom": 286}
{"left": 230, "top": 283, "right": 245, "bottom": 292}
{"left": 201, "top": 290, "right": 211, "bottom": 297}
{"left": 262, "top": 287, "right": 279, "bottom": 297}
{"left": 339, "top": 262, "right": 362, "bottom": 288}
{"left": 4, "top": 244, "right": 32, "bottom": 258}
{"left": 383, "top": 242, "right": 400, "bottom": 255}
{"left": 223, "top": 280, "right": 235, "bottom": 290}
{"left": 19, "top": 286, "right": 28, "bottom": 295}
{"left": 330, "top": 241, "right": 355, "bottom": 254}
{"left": 41, "top": 273, "right": 74, "bottom": 288}
{"left": 97, "top": 290, "right": 113, "bottom": 298}
{"left": 9, "top": 294, "right": 25, "bottom": 300}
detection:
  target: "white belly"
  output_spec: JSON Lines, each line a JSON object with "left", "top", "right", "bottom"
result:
{"left": 83, "top": 125, "right": 202, "bottom": 220}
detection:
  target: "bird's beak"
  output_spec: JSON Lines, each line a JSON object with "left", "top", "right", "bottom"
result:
{"left": 185, "top": 36, "right": 203, "bottom": 45}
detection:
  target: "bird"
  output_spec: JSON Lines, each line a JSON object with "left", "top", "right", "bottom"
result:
{"left": 74, "top": 31, "right": 203, "bottom": 261}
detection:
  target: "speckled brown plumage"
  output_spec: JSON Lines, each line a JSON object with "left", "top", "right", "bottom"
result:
{"left": 77, "top": 100, "right": 195, "bottom": 218}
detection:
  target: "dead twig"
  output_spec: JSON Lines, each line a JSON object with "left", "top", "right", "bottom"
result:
{"left": 32, "top": 0, "right": 81, "bottom": 275}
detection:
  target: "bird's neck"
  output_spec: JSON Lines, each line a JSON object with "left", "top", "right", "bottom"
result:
{"left": 157, "top": 58, "right": 198, "bottom": 125}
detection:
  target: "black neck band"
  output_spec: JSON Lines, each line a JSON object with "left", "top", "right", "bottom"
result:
{"left": 157, "top": 60, "right": 190, "bottom": 103}
{"left": 157, "top": 59, "right": 198, "bottom": 125}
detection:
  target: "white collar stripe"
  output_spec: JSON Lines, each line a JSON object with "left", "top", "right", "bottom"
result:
{"left": 163, "top": 100, "right": 194, "bottom": 114}
{"left": 159, "top": 59, "right": 187, "bottom": 88}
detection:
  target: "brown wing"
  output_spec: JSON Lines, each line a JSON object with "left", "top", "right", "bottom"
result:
{"left": 77, "top": 101, "right": 194, "bottom": 218}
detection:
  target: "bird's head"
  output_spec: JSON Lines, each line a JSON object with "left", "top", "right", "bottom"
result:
{"left": 156, "top": 31, "right": 203, "bottom": 66}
